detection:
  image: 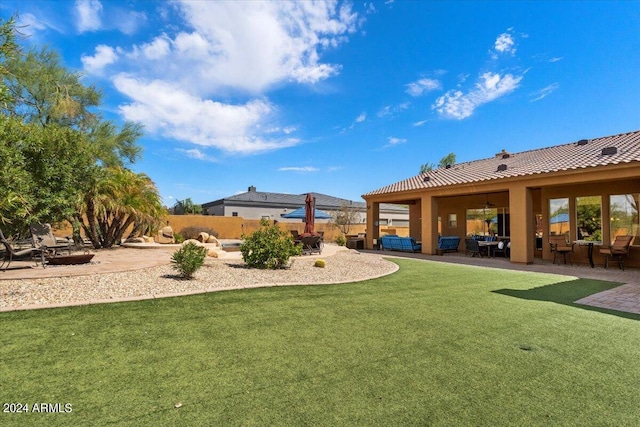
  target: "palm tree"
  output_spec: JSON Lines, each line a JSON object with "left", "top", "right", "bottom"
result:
{"left": 74, "top": 167, "right": 166, "bottom": 248}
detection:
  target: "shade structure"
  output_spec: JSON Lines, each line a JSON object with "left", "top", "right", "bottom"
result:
{"left": 550, "top": 213, "right": 570, "bottom": 224}
{"left": 281, "top": 207, "right": 332, "bottom": 220}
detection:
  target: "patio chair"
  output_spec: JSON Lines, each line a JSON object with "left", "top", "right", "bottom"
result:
{"left": 549, "top": 235, "right": 574, "bottom": 265}
{"left": 30, "top": 223, "right": 72, "bottom": 257}
{"left": 465, "top": 238, "right": 482, "bottom": 257}
{"left": 1, "top": 228, "right": 46, "bottom": 271}
{"left": 300, "top": 235, "right": 323, "bottom": 255}
{"left": 493, "top": 239, "right": 510, "bottom": 258}
{"left": 599, "top": 235, "right": 633, "bottom": 270}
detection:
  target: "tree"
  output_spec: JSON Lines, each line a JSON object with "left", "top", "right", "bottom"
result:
{"left": 420, "top": 152, "right": 457, "bottom": 174}
{"left": 74, "top": 167, "right": 166, "bottom": 249}
{"left": 0, "top": 116, "right": 94, "bottom": 237}
{"left": 3, "top": 42, "right": 142, "bottom": 167}
{"left": 330, "top": 202, "right": 362, "bottom": 235}
{"left": 173, "top": 198, "right": 202, "bottom": 215}
{"left": 0, "top": 15, "right": 20, "bottom": 108}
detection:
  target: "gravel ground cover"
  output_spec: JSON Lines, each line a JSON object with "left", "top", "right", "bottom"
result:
{"left": 0, "top": 250, "right": 398, "bottom": 310}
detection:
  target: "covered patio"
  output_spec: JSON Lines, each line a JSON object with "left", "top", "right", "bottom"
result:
{"left": 363, "top": 130, "right": 640, "bottom": 268}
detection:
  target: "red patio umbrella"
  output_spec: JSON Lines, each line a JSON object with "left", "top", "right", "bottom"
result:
{"left": 303, "top": 193, "right": 315, "bottom": 235}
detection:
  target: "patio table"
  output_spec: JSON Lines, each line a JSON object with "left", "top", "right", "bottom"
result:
{"left": 573, "top": 240, "right": 602, "bottom": 268}
{"left": 478, "top": 241, "right": 499, "bottom": 257}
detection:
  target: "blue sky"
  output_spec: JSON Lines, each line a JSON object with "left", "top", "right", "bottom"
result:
{"left": 2, "top": 1, "right": 639, "bottom": 206}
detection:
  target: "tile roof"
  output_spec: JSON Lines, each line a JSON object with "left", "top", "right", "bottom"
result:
{"left": 363, "top": 129, "right": 640, "bottom": 197}
{"left": 203, "top": 189, "right": 407, "bottom": 212}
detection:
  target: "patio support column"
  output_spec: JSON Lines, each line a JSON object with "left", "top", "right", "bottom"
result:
{"left": 409, "top": 200, "right": 422, "bottom": 241}
{"left": 509, "top": 185, "right": 534, "bottom": 264}
{"left": 420, "top": 194, "right": 439, "bottom": 254}
{"left": 366, "top": 201, "right": 380, "bottom": 250}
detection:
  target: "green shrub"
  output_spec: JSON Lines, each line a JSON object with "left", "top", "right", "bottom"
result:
{"left": 179, "top": 226, "right": 219, "bottom": 240}
{"left": 241, "top": 219, "right": 302, "bottom": 269}
{"left": 173, "top": 232, "right": 184, "bottom": 244}
{"left": 314, "top": 259, "right": 326, "bottom": 268}
{"left": 171, "top": 242, "right": 207, "bottom": 279}
{"left": 335, "top": 234, "right": 346, "bottom": 246}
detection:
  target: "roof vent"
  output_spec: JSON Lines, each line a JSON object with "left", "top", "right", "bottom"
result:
{"left": 497, "top": 164, "right": 508, "bottom": 172}
{"left": 445, "top": 164, "right": 452, "bottom": 169}
{"left": 423, "top": 176, "right": 430, "bottom": 182}
{"left": 248, "top": 185, "right": 256, "bottom": 192}
{"left": 495, "top": 149, "right": 510, "bottom": 159}
{"left": 601, "top": 146, "right": 617, "bottom": 156}
{"left": 576, "top": 139, "right": 589, "bottom": 146}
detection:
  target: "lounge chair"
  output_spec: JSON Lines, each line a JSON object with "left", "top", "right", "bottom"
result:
{"left": 30, "top": 223, "right": 72, "bottom": 257}
{"left": 599, "top": 235, "right": 633, "bottom": 270}
{"left": 300, "top": 235, "right": 323, "bottom": 255}
{"left": 549, "top": 235, "right": 574, "bottom": 265}
{"left": 1, "top": 228, "right": 46, "bottom": 271}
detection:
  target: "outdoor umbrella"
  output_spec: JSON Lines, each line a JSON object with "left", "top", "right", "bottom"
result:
{"left": 304, "top": 193, "right": 315, "bottom": 235}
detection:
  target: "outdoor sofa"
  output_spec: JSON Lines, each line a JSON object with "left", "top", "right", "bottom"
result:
{"left": 380, "top": 235, "right": 421, "bottom": 253}
{"left": 437, "top": 236, "right": 460, "bottom": 253}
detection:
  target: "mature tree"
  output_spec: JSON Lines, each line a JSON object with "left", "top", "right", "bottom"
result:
{"left": 0, "top": 116, "right": 94, "bottom": 237}
{"left": 420, "top": 152, "right": 457, "bottom": 174}
{"left": 0, "top": 15, "right": 19, "bottom": 108}
{"left": 75, "top": 167, "right": 166, "bottom": 249}
{"left": 173, "top": 198, "right": 202, "bottom": 215}
{"left": 3, "top": 43, "right": 142, "bottom": 166}
{"left": 330, "top": 202, "right": 362, "bottom": 235}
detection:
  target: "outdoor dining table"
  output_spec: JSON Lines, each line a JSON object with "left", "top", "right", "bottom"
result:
{"left": 477, "top": 241, "right": 500, "bottom": 257}
{"left": 573, "top": 240, "right": 602, "bottom": 268}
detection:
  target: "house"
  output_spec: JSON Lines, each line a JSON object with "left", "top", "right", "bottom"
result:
{"left": 202, "top": 186, "right": 409, "bottom": 225}
{"left": 362, "top": 130, "right": 640, "bottom": 267}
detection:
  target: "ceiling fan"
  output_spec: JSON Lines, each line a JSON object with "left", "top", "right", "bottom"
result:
{"left": 484, "top": 194, "right": 495, "bottom": 209}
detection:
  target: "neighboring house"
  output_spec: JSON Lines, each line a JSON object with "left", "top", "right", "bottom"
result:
{"left": 363, "top": 129, "right": 640, "bottom": 267}
{"left": 202, "top": 186, "right": 409, "bottom": 225}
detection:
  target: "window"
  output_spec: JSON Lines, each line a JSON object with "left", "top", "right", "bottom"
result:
{"left": 448, "top": 213, "right": 457, "bottom": 228}
{"left": 610, "top": 194, "right": 639, "bottom": 245}
{"left": 466, "top": 208, "right": 496, "bottom": 236}
{"left": 232, "top": 212, "right": 238, "bottom": 217}
{"left": 549, "top": 198, "right": 569, "bottom": 236}
{"left": 576, "top": 196, "right": 602, "bottom": 241}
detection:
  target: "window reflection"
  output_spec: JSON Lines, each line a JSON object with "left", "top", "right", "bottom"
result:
{"left": 576, "top": 196, "right": 602, "bottom": 241}
{"left": 610, "top": 194, "right": 639, "bottom": 245}
{"left": 549, "top": 198, "right": 569, "bottom": 236}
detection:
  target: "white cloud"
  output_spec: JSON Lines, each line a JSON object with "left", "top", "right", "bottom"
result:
{"left": 114, "top": 75, "right": 300, "bottom": 154}
{"left": 15, "top": 13, "right": 48, "bottom": 36}
{"left": 355, "top": 112, "right": 366, "bottom": 122}
{"left": 405, "top": 78, "right": 441, "bottom": 96}
{"left": 433, "top": 72, "right": 523, "bottom": 120}
{"left": 413, "top": 120, "right": 428, "bottom": 127}
{"left": 81, "top": 45, "right": 118, "bottom": 74}
{"left": 494, "top": 32, "right": 516, "bottom": 55}
{"left": 143, "top": 0, "right": 360, "bottom": 93}
{"left": 530, "top": 83, "right": 559, "bottom": 102}
{"left": 278, "top": 166, "right": 320, "bottom": 172}
{"left": 549, "top": 57, "right": 563, "bottom": 63}
{"left": 378, "top": 102, "right": 409, "bottom": 117}
{"left": 177, "top": 148, "right": 217, "bottom": 162}
{"left": 384, "top": 136, "right": 407, "bottom": 148}
{"left": 75, "top": 0, "right": 103, "bottom": 33}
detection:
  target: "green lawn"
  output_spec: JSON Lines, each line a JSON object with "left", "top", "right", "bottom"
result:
{"left": 2, "top": 258, "right": 639, "bottom": 426}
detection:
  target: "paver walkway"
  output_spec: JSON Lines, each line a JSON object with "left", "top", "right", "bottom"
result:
{"left": 362, "top": 249, "right": 640, "bottom": 315}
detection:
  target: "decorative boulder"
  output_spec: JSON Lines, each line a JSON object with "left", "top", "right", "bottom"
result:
{"left": 156, "top": 225, "right": 174, "bottom": 244}
{"left": 207, "top": 249, "right": 218, "bottom": 258}
{"left": 207, "top": 235, "right": 221, "bottom": 246}
{"left": 143, "top": 236, "right": 155, "bottom": 243}
{"left": 182, "top": 239, "right": 205, "bottom": 247}
{"left": 197, "top": 232, "right": 210, "bottom": 243}
{"left": 125, "top": 237, "right": 146, "bottom": 243}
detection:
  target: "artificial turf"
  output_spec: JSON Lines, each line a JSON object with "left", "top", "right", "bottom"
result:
{"left": 1, "top": 258, "right": 639, "bottom": 426}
